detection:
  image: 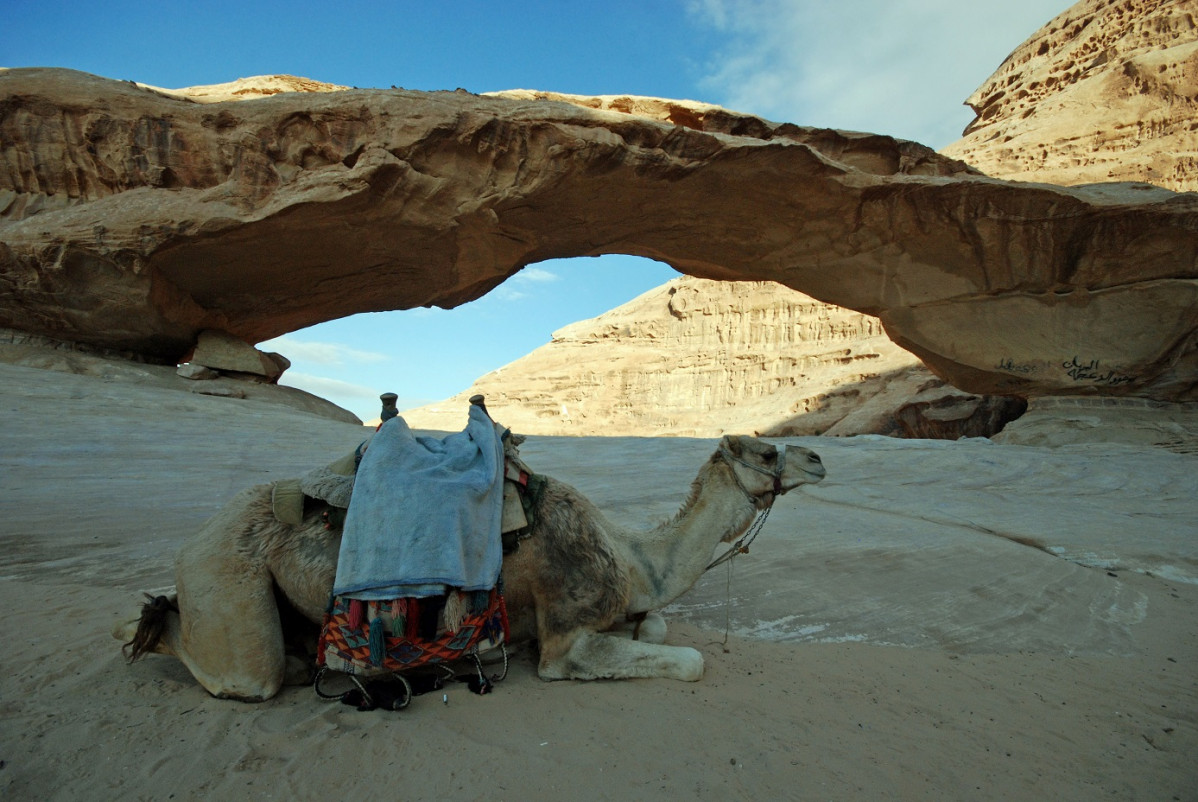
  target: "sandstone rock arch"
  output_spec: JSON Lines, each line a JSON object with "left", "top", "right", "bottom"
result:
{"left": 1, "top": 67, "right": 1195, "bottom": 401}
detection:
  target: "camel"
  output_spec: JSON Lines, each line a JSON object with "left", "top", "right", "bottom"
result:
{"left": 114, "top": 432, "right": 825, "bottom": 701}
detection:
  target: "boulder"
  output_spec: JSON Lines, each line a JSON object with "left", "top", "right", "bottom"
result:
{"left": 176, "top": 362, "right": 218, "bottom": 380}
{"left": 188, "top": 329, "right": 285, "bottom": 381}
{"left": 0, "top": 64, "right": 1195, "bottom": 401}
{"left": 263, "top": 350, "right": 291, "bottom": 377}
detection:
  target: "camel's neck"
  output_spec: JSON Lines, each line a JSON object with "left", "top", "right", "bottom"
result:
{"left": 619, "top": 457, "right": 760, "bottom": 613}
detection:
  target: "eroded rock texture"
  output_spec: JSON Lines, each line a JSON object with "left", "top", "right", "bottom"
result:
{"left": 1, "top": 66, "right": 1196, "bottom": 401}
{"left": 942, "top": 0, "right": 1198, "bottom": 192}
{"left": 402, "top": 276, "right": 948, "bottom": 437}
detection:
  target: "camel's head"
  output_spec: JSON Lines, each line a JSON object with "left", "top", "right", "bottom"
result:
{"left": 718, "top": 435, "right": 825, "bottom": 509}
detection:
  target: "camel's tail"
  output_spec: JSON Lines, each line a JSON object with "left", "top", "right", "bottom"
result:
{"left": 122, "top": 594, "right": 177, "bottom": 662}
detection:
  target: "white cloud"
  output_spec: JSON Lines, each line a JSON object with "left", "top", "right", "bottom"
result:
{"left": 515, "top": 266, "right": 560, "bottom": 283}
{"left": 278, "top": 372, "right": 431, "bottom": 419}
{"left": 277, "top": 372, "right": 382, "bottom": 400}
{"left": 492, "top": 287, "right": 529, "bottom": 301}
{"left": 689, "top": 0, "right": 1071, "bottom": 149}
{"left": 258, "top": 336, "right": 389, "bottom": 366}
{"left": 486, "top": 265, "right": 558, "bottom": 301}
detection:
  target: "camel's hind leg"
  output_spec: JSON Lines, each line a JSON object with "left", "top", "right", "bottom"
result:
{"left": 115, "top": 584, "right": 291, "bottom": 701}
{"left": 167, "top": 541, "right": 286, "bottom": 701}
{"left": 537, "top": 628, "right": 703, "bottom": 682}
{"left": 115, "top": 487, "right": 288, "bottom": 702}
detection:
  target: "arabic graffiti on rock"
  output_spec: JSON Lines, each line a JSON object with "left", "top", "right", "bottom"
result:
{"left": 996, "top": 358, "right": 1035, "bottom": 375}
{"left": 1062, "top": 356, "right": 1134, "bottom": 386}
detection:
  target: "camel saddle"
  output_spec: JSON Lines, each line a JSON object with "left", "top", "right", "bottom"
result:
{"left": 268, "top": 438, "right": 539, "bottom": 546}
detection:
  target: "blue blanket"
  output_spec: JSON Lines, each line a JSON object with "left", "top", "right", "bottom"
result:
{"left": 333, "top": 406, "right": 506, "bottom": 600}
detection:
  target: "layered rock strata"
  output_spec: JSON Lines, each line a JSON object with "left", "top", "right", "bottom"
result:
{"left": 942, "top": 0, "right": 1198, "bottom": 192}
{"left": 401, "top": 277, "right": 1023, "bottom": 438}
{"left": 1, "top": 67, "right": 1195, "bottom": 401}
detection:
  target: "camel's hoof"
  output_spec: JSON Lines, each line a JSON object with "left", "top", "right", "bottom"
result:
{"left": 674, "top": 647, "right": 704, "bottom": 682}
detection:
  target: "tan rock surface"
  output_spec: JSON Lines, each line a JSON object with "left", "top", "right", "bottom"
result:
{"left": 941, "top": 0, "right": 1198, "bottom": 191}
{"left": 402, "top": 277, "right": 1021, "bottom": 438}
{"left": 994, "top": 395, "right": 1198, "bottom": 452}
{"left": 2, "top": 67, "right": 1195, "bottom": 401}
{"left": 148, "top": 74, "right": 350, "bottom": 104}
{"left": 0, "top": 330, "right": 360, "bottom": 423}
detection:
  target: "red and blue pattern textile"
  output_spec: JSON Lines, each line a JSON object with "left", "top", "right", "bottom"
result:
{"left": 318, "top": 589, "right": 508, "bottom": 677}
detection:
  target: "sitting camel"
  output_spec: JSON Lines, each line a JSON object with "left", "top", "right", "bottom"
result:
{"left": 114, "top": 433, "right": 825, "bottom": 701}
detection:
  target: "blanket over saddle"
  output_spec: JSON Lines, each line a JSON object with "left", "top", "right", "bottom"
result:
{"left": 333, "top": 406, "right": 506, "bottom": 600}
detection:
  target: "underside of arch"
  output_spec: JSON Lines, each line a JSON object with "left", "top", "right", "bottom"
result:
{"left": 1, "top": 69, "right": 1195, "bottom": 401}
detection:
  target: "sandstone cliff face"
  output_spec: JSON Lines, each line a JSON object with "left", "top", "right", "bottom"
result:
{"left": 941, "top": 0, "right": 1198, "bottom": 191}
{"left": 1, "top": 66, "right": 1195, "bottom": 402}
{"left": 401, "top": 277, "right": 1012, "bottom": 438}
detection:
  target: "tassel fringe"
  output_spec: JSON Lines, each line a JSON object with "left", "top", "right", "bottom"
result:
{"left": 348, "top": 599, "right": 365, "bottom": 630}
{"left": 368, "top": 615, "right": 385, "bottom": 666}
{"left": 443, "top": 590, "right": 467, "bottom": 634}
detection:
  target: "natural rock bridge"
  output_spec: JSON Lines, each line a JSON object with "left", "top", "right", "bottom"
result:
{"left": 1, "top": 68, "right": 1195, "bottom": 401}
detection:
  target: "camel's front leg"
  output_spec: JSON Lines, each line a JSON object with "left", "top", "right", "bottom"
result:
{"left": 537, "top": 629, "right": 703, "bottom": 682}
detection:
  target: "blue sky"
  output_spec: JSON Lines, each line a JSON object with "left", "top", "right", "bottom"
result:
{"left": 3, "top": 0, "right": 1069, "bottom": 420}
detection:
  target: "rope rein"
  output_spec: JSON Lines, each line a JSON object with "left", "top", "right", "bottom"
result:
{"left": 704, "top": 445, "right": 784, "bottom": 571}
{"left": 703, "top": 443, "right": 789, "bottom": 651}
{"left": 705, "top": 503, "right": 772, "bottom": 571}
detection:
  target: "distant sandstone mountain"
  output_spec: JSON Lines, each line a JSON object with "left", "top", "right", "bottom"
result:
{"left": 941, "top": 0, "right": 1197, "bottom": 191}
{"left": 400, "top": 278, "right": 1021, "bottom": 438}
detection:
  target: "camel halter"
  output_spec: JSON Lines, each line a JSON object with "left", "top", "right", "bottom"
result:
{"left": 705, "top": 445, "right": 786, "bottom": 571}
{"left": 719, "top": 444, "right": 787, "bottom": 500}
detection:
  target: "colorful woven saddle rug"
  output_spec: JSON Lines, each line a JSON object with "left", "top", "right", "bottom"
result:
{"left": 317, "top": 587, "right": 508, "bottom": 678}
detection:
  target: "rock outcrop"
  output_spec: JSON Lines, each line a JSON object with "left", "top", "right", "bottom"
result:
{"left": 0, "top": 329, "right": 359, "bottom": 422}
{"left": 941, "top": 0, "right": 1198, "bottom": 192}
{"left": 1, "top": 65, "right": 1195, "bottom": 401}
{"left": 993, "top": 394, "right": 1198, "bottom": 453}
{"left": 401, "top": 277, "right": 1024, "bottom": 438}
{"left": 185, "top": 328, "right": 289, "bottom": 382}
{"left": 152, "top": 74, "right": 350, "bottom": 104}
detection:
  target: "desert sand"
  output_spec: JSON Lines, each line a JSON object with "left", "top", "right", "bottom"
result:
{"left": 0, "top": 361, "right": 1194, "bottom": 800}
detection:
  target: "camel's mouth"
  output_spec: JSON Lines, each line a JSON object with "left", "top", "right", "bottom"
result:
{"left": 781, "top": 469, "right": 825, "bottom": 494}
{"left": 784, "top": 449, "right": 825, "bottom": 489}
{"left": 798, "top": 464, "right": 826, "bottom": 482}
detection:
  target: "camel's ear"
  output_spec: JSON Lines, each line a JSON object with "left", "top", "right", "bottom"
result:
{"left": 722, "top": 434, "right": 742, "bottom": 455}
